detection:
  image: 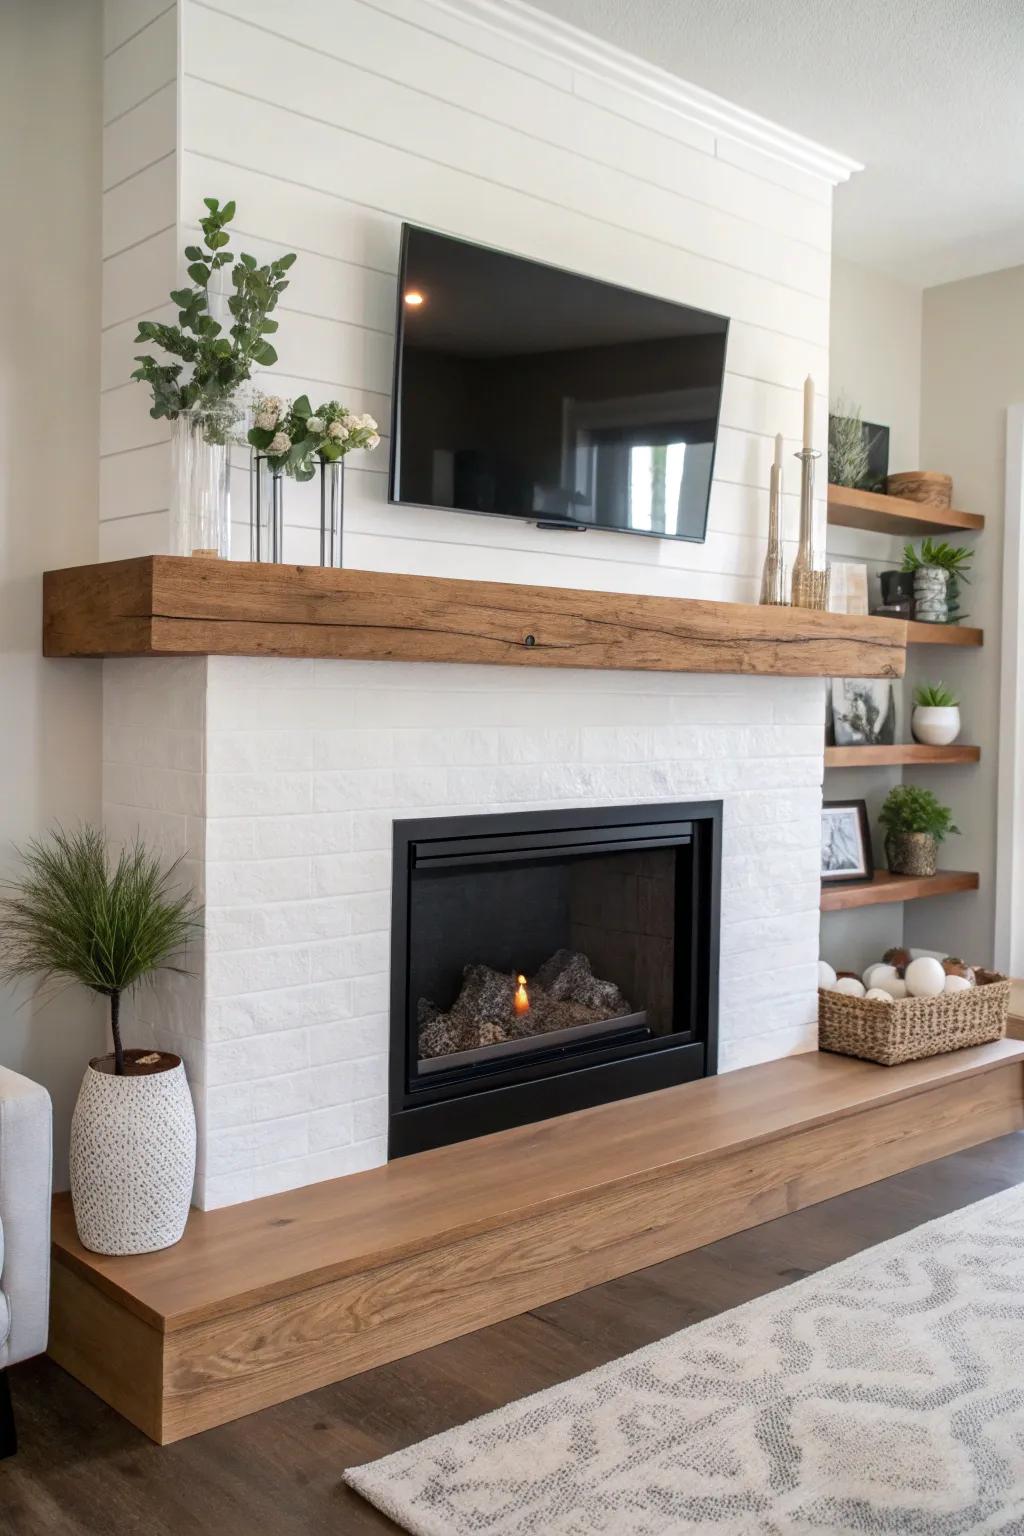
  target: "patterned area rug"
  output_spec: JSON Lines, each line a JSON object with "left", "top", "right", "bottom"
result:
{"left": 345, "top": 1184, "right": 1024, "bottom": 1534}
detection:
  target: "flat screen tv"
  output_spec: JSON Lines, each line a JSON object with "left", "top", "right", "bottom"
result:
{"left": 389, "top": 225, "right": 729, "bottom": 543}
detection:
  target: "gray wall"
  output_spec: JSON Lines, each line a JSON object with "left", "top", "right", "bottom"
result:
{"left": 0, "top": 0, "right": 105, "bottom": 1186}
{"left": 906, "top": 266, "right": 1024, "bottom": 966}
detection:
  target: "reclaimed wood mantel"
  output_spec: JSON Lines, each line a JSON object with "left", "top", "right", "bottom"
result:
{"left": 42, "top": 557, "right": 907, "bottom": 677}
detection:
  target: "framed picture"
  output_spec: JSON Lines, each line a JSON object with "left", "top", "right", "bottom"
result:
{"left": 821, "top": 800, "right": 874, "bottom": 885}
{"left": 831, "top": 678, "right": 896, "bottom": 746}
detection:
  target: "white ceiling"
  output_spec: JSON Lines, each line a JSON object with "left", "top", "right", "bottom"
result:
{"left": 528, "top": 0, "right": 1024, "bottom": 290}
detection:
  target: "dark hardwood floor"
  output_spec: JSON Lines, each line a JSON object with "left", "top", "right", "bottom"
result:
{"left": 5, "top": 1131, "right": 1024, "bottom": 1535}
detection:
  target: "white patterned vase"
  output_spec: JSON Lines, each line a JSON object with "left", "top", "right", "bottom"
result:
{"left": 70, "top": 1054, "right": 196, "bottom": 1256}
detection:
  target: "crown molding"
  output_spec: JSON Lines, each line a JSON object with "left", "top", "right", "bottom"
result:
{"left": 425, "top": 0, "right": 863, "bottom": 186}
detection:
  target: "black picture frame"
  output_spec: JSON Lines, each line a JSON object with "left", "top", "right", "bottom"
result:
{"left": 821, "top": 799, "right": 874, "bottom": 885}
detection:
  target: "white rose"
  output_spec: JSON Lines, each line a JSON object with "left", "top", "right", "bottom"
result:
{"left": 366, "top": 433, "right": 381, "bottom": 450}
{"left": 268, "top": 431, "right": 291, "bottom": 455}
{"left": 328, "top": 421, "right": 348, "bottom": 441}
{"left": 358, "top": 413, "right": 378, "bottom": 431}
{"left": 306, "top": 416, "right": 325, "bottom": 435}
{"left": 254, "top": 408, "right": 277, "bottom": 431}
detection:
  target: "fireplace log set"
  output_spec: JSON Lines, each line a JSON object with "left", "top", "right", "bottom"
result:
{"left": 419, "top": 948, "right": 633, "bottom": 1059}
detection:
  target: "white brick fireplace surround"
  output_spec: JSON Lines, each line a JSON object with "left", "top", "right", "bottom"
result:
{"left": 103, "top": 656, "right": 824, "bottom": 1210}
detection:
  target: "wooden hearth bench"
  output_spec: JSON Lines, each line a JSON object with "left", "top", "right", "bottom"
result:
{"left": 49, "top": 1041, "right": 1024, "bottom": 1444}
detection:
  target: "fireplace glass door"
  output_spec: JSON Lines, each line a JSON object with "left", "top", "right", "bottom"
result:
{"left": 390, "top": 803, "right": 720, "bottom": 1156}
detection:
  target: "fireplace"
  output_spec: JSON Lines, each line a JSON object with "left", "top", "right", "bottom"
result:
{"left": 389, "top": 801, "right": 721, "bottom": 1156}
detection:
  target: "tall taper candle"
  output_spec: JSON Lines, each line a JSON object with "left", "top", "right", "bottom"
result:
{"left": 802, "top": 375, "right": 814, "bottom": 452}
{"left": 774, "top": 431, "right": 784, "bottom": 471}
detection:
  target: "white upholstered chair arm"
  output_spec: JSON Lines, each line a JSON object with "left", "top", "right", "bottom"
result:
{"left": 0, "top": 1065, "right": 52, "bottom": 1367}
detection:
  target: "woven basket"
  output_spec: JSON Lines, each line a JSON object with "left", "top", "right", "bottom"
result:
{"left": 886, "top": 470, "right": 953, "bottom": 508}
{"left": 819, "top": 968, "right": 1009, "bottom": 1066}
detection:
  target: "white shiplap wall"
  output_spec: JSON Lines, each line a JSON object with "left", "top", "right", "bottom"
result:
{"left": 101, "top": 0, "right": 178, "bottom": 558}
{"left": 100, "top": 0, "right": 859, "bottom": 602}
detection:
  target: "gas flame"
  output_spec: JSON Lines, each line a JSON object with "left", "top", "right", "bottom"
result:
{"left": 514, "top": 973, "right": 530, "bottom": 1015}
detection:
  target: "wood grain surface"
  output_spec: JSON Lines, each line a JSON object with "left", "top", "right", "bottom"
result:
{"left": 43, "top": 557, "right": 908, "bottom": 677}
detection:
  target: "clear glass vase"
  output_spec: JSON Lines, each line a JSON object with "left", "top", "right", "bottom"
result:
{"left": 170, "top": 409, "right": 232, "bottom": 559}
{"left": 319, "top": 457, "right": 345, "bottom": 567}
{"left": 250, "top": 455, "right": 285, "bottom": 562}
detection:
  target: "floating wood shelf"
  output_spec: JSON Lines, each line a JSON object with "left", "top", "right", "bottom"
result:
{"left": 48, "top": 1041, "right": 1024, "bottom": 1443}
{"left": 42, "top": 557, "right": 907, "bottom": 678}
{"left": 907, "top": 621, "right": 983, "bottom": 647}
{"left": 821, "top": 868, "right": 979, "bottom": 912}
{"left": 825, "top": 744, "right": 981, "bottom": 768}
{"left": 827, "top": 483, "right": 984, "bottom": 537}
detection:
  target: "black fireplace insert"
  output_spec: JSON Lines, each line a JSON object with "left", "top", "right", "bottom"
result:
{"left": 388, "top": 801, "right": 721, "bottom": 1156}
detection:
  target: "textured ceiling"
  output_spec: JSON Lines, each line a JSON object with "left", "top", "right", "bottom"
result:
{"left": 527, "top": 0, "right": 1024, "bottom": 289}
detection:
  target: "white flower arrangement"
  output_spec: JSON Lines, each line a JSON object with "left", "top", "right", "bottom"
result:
{"left": 250, "top": 394, "right": 380, "bottom": 479}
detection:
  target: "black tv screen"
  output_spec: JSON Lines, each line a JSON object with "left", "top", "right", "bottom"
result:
{"left": 389, "top": 226, "right": 729, "bottom": 543}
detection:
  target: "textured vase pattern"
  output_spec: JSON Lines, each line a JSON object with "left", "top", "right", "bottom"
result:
{"left": 70, "top": 1060, "right": 196, "bottom": 1256}
{"left": 887, "top": 831, "right": 938, "bottom": 877}
{"left": 913, "top": 564, "right": 949, "bottom": 623}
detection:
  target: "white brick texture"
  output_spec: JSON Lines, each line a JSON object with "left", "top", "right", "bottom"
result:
{"left": 103, "top": 656, "right": 825, "bottom": 1209}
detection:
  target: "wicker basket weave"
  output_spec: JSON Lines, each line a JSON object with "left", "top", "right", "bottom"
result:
{"left": 819, "top": 969, "right": 1009, "bottom": 1066}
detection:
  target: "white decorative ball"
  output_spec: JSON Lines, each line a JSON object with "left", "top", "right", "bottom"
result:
{"left": 818, "top": 961, "right": 837, "bottom": 989}
{"left": 905, "top": 956, "right": 947, "bottom": 998}
{"left": 832, "top": 976, "right": 866, "bottom": 997}
{"left": 865, "top": 987, "right": 894, "bottom": 1003}
{"left": 877, "top": 975, "right": 908, "bottom": 999}
{"left": 943, "top": 974, "right": 972, "bottom": 995}
{"left": 865, "top": 963, "right": 898, "bottom": 990}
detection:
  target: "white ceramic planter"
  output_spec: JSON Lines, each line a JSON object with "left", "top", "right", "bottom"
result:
{"left": 911, "top": 704, "right": 961, "bottom": 746}
{"left": 70, "top": 1053, "right": 196, "bottom": 1256}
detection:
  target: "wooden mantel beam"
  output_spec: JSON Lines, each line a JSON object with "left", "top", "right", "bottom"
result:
{"left": 42, "top": 557, "right": 906, "bottom": 678}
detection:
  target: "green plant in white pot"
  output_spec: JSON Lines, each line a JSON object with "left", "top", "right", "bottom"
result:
{"left": 0, "top": 828, "right": 202, "bottom": 1256}
{"left": 912, "top": 682, "right": 961, "bottom": 746}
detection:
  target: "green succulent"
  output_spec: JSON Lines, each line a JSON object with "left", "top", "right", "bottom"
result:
{"left": 913, "top": 681, "right": 959, "bottom": 708}
{"left": 902, "top": 539, "right": 973, "bottom": 623}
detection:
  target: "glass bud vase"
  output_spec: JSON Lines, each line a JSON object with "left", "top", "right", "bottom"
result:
{"left": 251, "top": 454, "right": 285, "bottom": 563}
{"left": 171, "top": 409, "right": 231, "bottom": 559}
{"left": 319, "top": 457, "right": 345, "bottom": 567}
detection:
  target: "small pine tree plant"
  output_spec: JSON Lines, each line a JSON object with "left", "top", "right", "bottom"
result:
{"left": 0, "top": 828, "right": 202, "bottom": 1075}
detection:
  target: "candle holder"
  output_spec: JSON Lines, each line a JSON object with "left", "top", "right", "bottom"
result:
{"left": 790, "top": 448, "right": 830, "bottom": 611}
{"left": 759, "top": 458, "right": 788, "bottom": 606}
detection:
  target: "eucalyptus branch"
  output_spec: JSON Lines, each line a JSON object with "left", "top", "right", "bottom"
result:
{"left": 130, "top": 196, "right": 295, "bottom": 427}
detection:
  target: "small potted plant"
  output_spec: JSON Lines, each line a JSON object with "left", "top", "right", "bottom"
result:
{"left": 878, "top": 785, "right": 960, "bottom": 877}
{"left": 911, "top": 682, "right": 961, "bottom": 746}
{"left": 901, "top": 539, "right": 973, "bottom": 624}
{"left": 0, "top": 828, "right": 202, "bottom": 1256}
{"left": 828, "top": 397, "right": 871, "bottom": 489}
